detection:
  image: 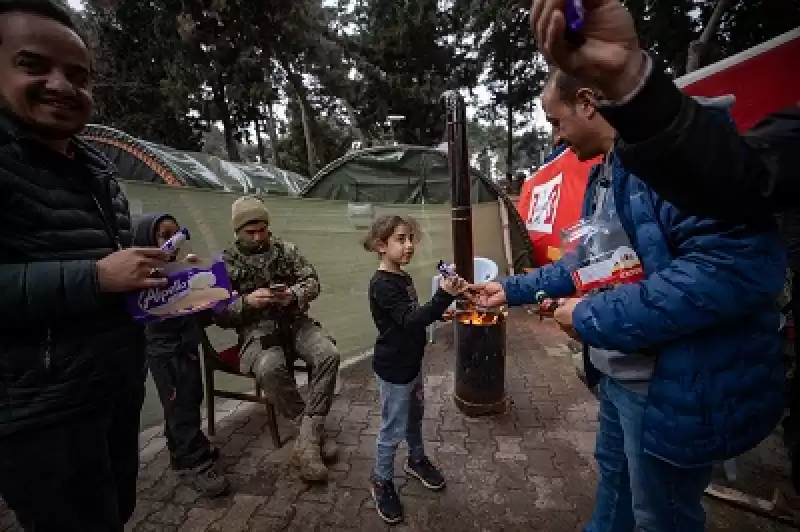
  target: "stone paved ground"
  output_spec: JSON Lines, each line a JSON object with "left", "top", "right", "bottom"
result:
{"left": 2, "top": 309, "right": 799, "bottom": 531}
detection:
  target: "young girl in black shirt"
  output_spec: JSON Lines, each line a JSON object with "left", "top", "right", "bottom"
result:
{"left": 363, "top": 214, "right": 466, "bottom": 524}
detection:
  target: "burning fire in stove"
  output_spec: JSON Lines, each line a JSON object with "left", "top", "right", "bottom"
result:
{"left": 444, "top": 307, "right": 506, "bottom": 326}
{"left": 456, "top": 310, "right": 501, "bottom": 326}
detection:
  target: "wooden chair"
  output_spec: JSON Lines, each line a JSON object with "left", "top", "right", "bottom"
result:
{"left": 200, "top": 328, "right": 311, "bottom": 448}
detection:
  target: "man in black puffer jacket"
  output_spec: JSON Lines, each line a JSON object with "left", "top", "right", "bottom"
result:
{"left": 0, "top": 2, "right": 170, "bottom": 530}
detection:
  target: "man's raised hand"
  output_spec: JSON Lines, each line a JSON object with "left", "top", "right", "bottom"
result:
{"left": 96, "top": 248, "right": 171, "bottom": 293}
{"left": 531, "top": 0, "right": 645, "bottom": 100}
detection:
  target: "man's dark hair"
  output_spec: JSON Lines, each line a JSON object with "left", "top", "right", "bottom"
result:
{"left": 0, "top": 0, "right": 81, "bottom": 42}
{"left": 546, "top": 69, "right": 593, "bottom": 104}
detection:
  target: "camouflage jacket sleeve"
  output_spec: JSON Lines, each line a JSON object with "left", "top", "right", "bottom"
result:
{"left": 282, "top": 241, "right": 321, "bottom": 308}
{"left": 213, "top": 248, "right": 261, "bottom": 329}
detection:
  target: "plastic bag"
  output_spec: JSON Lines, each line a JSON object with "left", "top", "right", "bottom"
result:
{"left": 560, "top": 179, "right": 644, "bottom": 295}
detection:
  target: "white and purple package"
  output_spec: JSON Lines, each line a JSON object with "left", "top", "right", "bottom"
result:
{"left": 126, "top": 256, "right": 234, "bottom": 324}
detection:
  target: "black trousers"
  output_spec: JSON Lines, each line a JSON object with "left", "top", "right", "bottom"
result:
{"left": 147, "top": 349, "right": 212, "bottom": 471}
{"left": 0, "top": 383, "right": 144, "bottom": 532}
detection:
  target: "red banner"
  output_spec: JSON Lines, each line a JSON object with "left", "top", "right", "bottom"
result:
{"left": 517, "top": 149, "right": 600, "bottom": 267}
{"left": 677, "top": 28, "right": 800, "bottom": 132}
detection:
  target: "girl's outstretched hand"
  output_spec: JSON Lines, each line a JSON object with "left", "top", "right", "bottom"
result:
{"left": 440, "top": 275, "right": 468, "bottom": 296}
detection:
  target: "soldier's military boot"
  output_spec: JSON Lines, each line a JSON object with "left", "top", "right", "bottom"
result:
{"left": 291, "top": 416, "right": 329, "bottom": 482}
{"left": 291, "top": 414, "right": 337, "bottom": 462}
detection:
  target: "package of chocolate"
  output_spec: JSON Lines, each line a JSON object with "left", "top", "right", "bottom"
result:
{"left": 126, "top": 256, "right": 234, "bottom": 324}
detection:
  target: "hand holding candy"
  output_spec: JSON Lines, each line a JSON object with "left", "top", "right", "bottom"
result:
{"left": 554, "top": 297, "right": 584, "bottom": 340}
{"left": 440, "top": 275, "right": 468, "bottom": 296}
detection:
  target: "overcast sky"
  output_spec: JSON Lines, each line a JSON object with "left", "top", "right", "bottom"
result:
{"left": 68, "top": 0, "right": 82, "bottom": 10}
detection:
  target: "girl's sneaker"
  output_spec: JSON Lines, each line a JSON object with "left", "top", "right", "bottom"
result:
{"left": 370, "top": 475, "right": 404, "bottom": 524}
{"left": 404, "top": 456, "right": 445, "bottom": 490}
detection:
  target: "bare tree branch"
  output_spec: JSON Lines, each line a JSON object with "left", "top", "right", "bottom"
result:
{"left": 686, "top": 0, "right": 732, "bottom": 73}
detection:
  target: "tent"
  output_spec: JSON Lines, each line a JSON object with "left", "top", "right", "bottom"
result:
{"left": 80, "top": 124, "right": 310, "bottom": 196}
{"left": 301, "top": 145, "right": 535, "bottom": 272}
{"left": 517, "top": 146, "right": 599, "bottom": 267}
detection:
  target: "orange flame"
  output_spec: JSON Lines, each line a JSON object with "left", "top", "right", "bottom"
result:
{"left": 449, "top": 309, "right": 505, "bottom": 326}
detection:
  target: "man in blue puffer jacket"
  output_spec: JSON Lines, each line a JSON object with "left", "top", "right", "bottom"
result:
{"left": 475, "top": 70, "right": 787, "bottom": 532}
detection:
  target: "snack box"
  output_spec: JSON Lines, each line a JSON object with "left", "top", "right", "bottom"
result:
{"left": 127, "top": 256, "right": 234, "bottom": 324}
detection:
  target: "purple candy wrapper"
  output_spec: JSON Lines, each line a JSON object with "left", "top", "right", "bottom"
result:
{"left": 126, "top": 256, "right": 234, "bottom": 324}
{"left": 564, "top": 0, "right": 585, "bottom": 32}
{"left": 437, "top": 260, "right": 457, "bottom": 278}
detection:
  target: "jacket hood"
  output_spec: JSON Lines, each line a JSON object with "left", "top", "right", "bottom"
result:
{"left": 133, "top": 213, "right": 176, "bottom": 247}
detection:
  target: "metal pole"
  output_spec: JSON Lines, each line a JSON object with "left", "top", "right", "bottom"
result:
{"left": 442, "top": 90, "right": 474, "bottom": 284}
{"left": 443, "top": 90, "right": 507, "bottom": 417}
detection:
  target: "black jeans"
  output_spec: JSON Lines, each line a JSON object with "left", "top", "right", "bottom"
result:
{"left": 0, "top": 383, "right": 144, "bottom": 532}
{"left": 147, "top": 349, "right": 213, "bottom": 471}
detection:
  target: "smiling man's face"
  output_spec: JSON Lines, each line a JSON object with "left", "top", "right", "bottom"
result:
{"left": 0, "top": 12, "right": 92, "bottom": 139}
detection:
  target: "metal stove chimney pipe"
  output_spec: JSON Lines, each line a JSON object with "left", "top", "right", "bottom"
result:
{"left": 443, "top": 90, "right": 507, "bottom": 417}
{"left": 443, "top": 90, "right": 475, "bottom": 285}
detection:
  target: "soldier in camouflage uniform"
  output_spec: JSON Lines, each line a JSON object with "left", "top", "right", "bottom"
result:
{"left": 215, "top": 196, "right": 340, "bottom": 482}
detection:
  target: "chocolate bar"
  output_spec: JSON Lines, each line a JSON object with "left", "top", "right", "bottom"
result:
{"left": 564, "top": 0, "right": 585, "bottom": 33}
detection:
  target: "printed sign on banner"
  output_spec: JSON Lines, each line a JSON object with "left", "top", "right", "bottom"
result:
{"left": 526, "top": 173, "right": 563, "bottom": 234}
{"left": 517, "top": 148, "right": 597, "bottom": 267}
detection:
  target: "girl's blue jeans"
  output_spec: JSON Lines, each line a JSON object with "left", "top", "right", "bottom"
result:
{"left": 373, "top": 372, "right": 425, "bottom": 482}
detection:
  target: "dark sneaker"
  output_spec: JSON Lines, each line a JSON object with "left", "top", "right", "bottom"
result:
{"left": 177, "top": 464, "right": 230, "bottom": 498}
{"left": 404, "top": 456, "right": 445, "bottom": 491}
{"left": 370, "top": 475, "right": 404, "bottom": 524}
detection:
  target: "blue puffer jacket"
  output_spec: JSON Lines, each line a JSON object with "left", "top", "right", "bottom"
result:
{"left": 502, "top": 152, "right": 787, "bottom": 468}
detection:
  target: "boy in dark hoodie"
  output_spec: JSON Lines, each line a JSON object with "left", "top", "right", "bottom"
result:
{"left": 133, "top": 213, "right": 230, "bottom": 498}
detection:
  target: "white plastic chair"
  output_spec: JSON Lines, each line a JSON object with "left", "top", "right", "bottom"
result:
{"left": 428, "top": 257, "right": 499, "bottom": 344}
{"left": 474, "top": 256, "right": 499, "bottom": 284}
